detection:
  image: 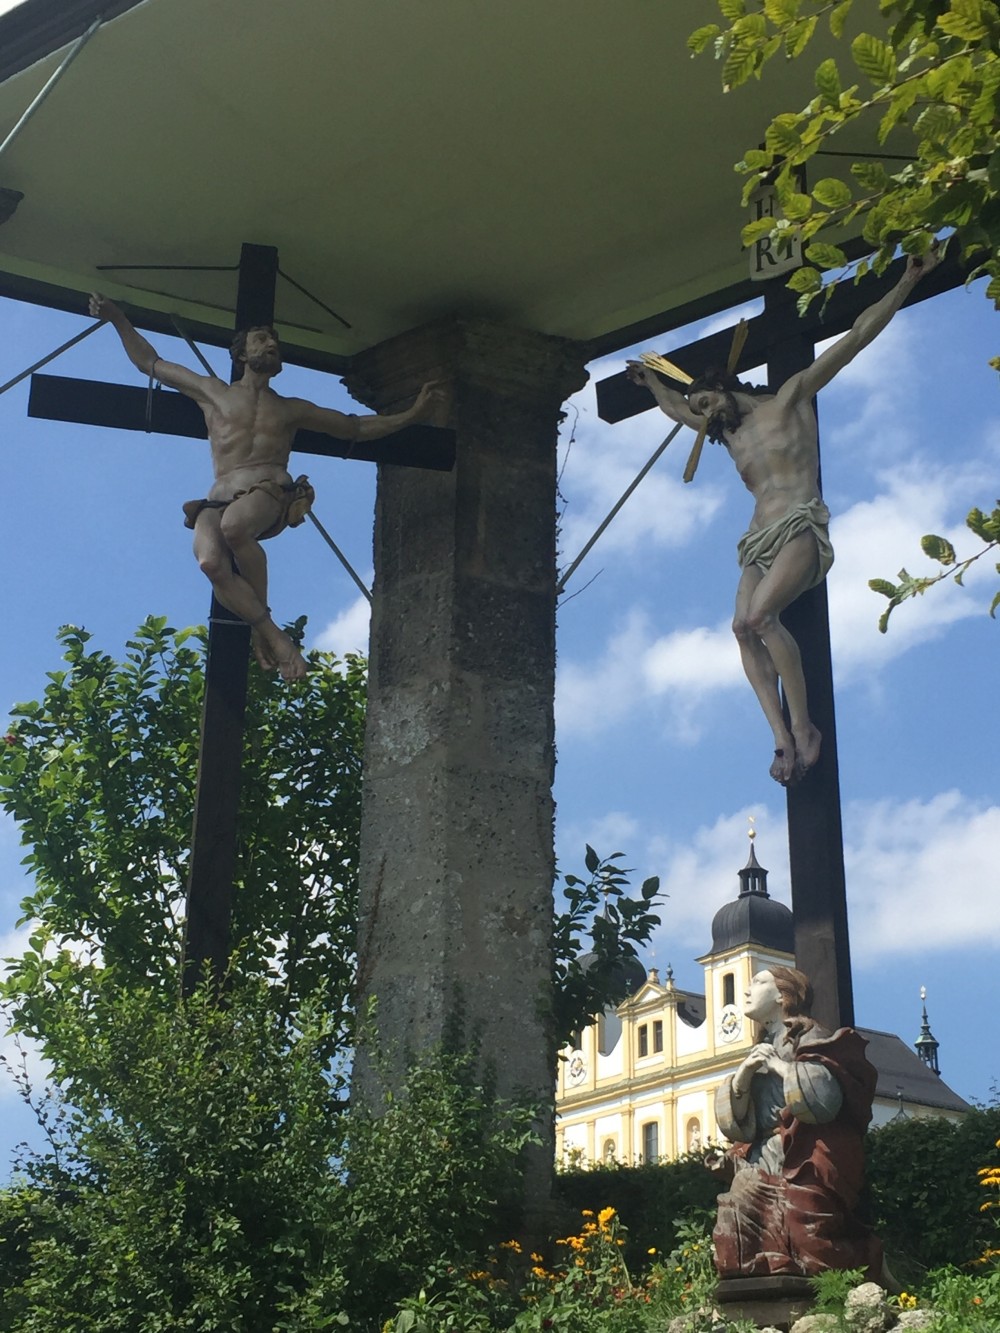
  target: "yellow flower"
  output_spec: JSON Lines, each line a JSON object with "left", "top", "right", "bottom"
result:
{"left": 647, "top": 1247, "right": 658, "bottom": 1255}
{"left": 531, "top": 1265, "right": 549, "bottom": 1279}
{"left": 530, "top": 1252, "right": 543, "bottom": 1263}
{"left": 581, "top": 1209, "right": 595, "bottom": 1217}
{"left": 499, "top": 1239, "right": 522, "bottom": 1253}
{"left": 597, "top": 1206, "right": 616, "bottom": 1226}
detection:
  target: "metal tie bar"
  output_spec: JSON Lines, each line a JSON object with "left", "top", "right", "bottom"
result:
{"left": 169, "top": 315, "right": 223, "bottom": 379}
{"left": 0, "top": 319, "right": 103, "bottom": 398}
{"left": 0, "top": 16, "right": 103, "bottom": 161}
{"left": 556, "top": 421, "right": 683, "bottom": 595}
{"left": 306, "top": 511, "right": 372, "bottom": 604}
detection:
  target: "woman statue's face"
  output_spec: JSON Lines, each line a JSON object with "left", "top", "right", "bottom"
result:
{"left": 743, "top": 970, "right": 782, "bottom": 1024}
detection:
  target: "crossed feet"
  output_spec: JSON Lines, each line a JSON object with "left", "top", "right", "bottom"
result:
{"left": 251, "top": 622, "right": 309, "bottom": 682}
{"left": 769, "top": 722, "right": 822, "bottom": 786}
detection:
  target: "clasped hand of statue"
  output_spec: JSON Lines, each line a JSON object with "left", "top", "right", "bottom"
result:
{"left": 734, "top": 1042, "right": 787, "bottom": 1092}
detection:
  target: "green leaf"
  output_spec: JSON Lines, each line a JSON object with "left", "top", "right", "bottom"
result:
{"left": 830, "top": 0, "right": 854, "bottom": 38}
{"left": 584, "top": 844, "right": 600, "bottom": 874}
{"left": 868, "top": 578, "right": 898, "bottom": 599}
{"left": 786, "top": 265, "right": 822, "bottom": 292}
{"left": 689, "top": 24, "right": 723, "bottom": 54}
{"left": 920, "top": 533, "right": 957, "bottom": 565}
{"left": 785, "top": 14, "right": 818, "bottom": 58}
{"left": 723, "top": 44, "right": 760, "bottom": 89}
{"left": 805, "top": 242, "right": 848, "bottom": 269}
{"left": 782, "top": 192, "right": 813, "bottom": 220}
{"left": 990, "top": 588, "right": 1000, "bottom": 617}
{"left": 852, "top": 32, "right": 899, "bottom": 84}
{"left": 763, "top": 0, "right": 799, "bottom": 21}
{"left": 719, "top": 0, "right": 746, "bottom": 18}
{"left": 851, "top": 159, "right": 891, "bottom": 191}
{"left": 815, "top": 58, "right": 842, "bottom": 106}
{"left": 766, "top": 114, "right": 803, "bottom": 156}
{"left": 812, "top": 177, "right": 853, "bottom": 208}
{"left": 936, "top": 0, "right": 989, "bottom": 42}
{"left": 742, "top": 216, "right": 780, "bottom": 245}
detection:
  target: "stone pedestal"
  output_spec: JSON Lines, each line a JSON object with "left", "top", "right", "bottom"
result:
{"left": 716, "top": 1276, "right": 815, "bottom": 1330}
{"left": 345, "top": 317, "right": 587, "bottom": 1201}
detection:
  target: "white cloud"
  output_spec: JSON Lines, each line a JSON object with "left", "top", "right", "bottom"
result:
{"left": 828, "top": 464, "right": 993, "bottom": 679}
{"left": 844, "top": 791, "right": 1000, "bottom": 962}
{"left": 313, "top": 596, "right": 371, "bottom": 657}
{"left": 558, "top": 383, "right": 725, "bottom": 572}
{"left": 562, "top": 788, "right": 999, "bottom": 977}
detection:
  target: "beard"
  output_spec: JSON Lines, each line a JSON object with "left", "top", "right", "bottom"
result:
{"left": 245, "top": 349, "right": 282, "bottom": 376}
{"left": 706, "top": 391, "right": 743, "bottom": 443}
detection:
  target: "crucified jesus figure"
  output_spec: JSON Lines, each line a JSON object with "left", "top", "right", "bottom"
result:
{"left": 627, "top": 251, "right": 938, "bottom": 785}
{"left": 91, "top": 295, "right": 443, "bottom": 682}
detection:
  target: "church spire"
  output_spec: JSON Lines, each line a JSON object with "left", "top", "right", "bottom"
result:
{"left": 737, "top": 817, "right": 769, "bottom": 898}
{"left": 914, "top": 986, "right": 940, "bottom": 1075}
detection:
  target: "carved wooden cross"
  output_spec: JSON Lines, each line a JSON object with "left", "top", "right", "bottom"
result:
{"left": 26, "top": 242, "right": 455, "bottom": 994}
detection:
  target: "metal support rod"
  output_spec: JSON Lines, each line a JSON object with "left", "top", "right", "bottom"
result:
{"left": 170, "top": 314, "right": 222, "bottom": 379}
{"left": 307, "top": 510, "right": 372, "bottom": 603}
{"left": 0, "top": 17, "right": 102, "bottom": 161}
{"left": 0, "top": 319, "right": 103, "bottom": 397}
{"left": 556, "top": 421, "right": 683, "bottom": 595}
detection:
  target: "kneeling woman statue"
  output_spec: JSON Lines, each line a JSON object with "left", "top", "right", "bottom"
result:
{"left": 710, "top": 966, "right": 883, "bottom": 1281}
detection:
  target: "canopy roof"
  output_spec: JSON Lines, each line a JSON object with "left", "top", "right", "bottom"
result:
{"left": 0, "top": 0, "right": 868, "bottom": 370}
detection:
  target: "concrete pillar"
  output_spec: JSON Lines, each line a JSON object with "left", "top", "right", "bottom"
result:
{"left": 344, "top": 316, "right": 588, "bottom": 1171}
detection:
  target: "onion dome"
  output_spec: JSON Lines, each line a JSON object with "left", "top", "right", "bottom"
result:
{"left": 708, "top": 835, "right": 794, "bottom": 956}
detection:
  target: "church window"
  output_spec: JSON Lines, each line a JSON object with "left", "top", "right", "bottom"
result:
{"left": 641, "top": 1120, "right": 659, "bottom": 1163}
{"left": 653, "top": 1020, "right": 663, "bottom": 1052}
{"left": 723, "top": 972, "right": 735, "bottom": 1007}
{"left": 637, "top": 1024, "right": 649, "bottom": 1057}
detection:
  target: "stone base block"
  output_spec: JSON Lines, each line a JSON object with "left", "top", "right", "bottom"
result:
{"left": 715, "top": 1276, "right": 815, "bottom": 1330}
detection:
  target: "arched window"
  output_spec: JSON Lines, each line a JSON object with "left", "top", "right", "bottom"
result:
{"left": 641, "top": 1121, "right": 659, "bottom": 1164}
{"left": 723, "top": 972, "right": 735, "bottom": 1007}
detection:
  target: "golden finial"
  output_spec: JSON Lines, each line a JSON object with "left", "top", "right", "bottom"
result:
{"left": 748, "top": 815, "right": 756, "bottom": 843}
{"left": 920, "top": 985, "right": 927, "bottom": 1003}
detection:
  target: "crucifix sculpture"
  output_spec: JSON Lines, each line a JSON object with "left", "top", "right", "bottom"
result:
{"left": 26, "top": 242, "right": 455, "bottom": 994}
{"left": 596, "top": 251, "right": 957, "bottom": 1034}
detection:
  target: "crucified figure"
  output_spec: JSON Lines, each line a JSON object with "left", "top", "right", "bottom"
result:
{"left": 91, "top": 295, "right": 443, "bottom": 681}
{"left": 627, "top": 251, "right": 938, "bottom": 784}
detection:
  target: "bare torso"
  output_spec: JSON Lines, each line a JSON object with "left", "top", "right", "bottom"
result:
{"left": 723, "top": 394, "right": 820, "bottom": 531}
{"left": 201, "top": 381, "right": 298, "bottom": 501}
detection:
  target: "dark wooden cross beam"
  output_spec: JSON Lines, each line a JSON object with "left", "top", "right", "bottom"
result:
{"left": 594, "top": 253, "right": 962, "bottom": 1033}
{"left": 26, "top": 242, "right": 455, "bottom": 995}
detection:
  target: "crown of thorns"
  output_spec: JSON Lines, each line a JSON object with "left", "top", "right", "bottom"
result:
{"left": 638, "top": 318, "right": 748, "bottom": 482}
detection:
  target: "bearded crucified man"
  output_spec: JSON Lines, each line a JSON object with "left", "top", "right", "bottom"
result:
{"left": 91, "top": 295, "right": 442, "bottom": 681}
{"left": 628, "top": 251, "right": 938, "bottom": 785}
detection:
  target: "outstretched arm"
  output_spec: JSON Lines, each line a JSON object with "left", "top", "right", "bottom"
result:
{"left": 291, "top": 380, "right": 446, "bottom": 442}
{"left": 626, "top": 362, "right": 701, "bottom": 429}
{"left": 89, "top": 294, "right": 221, "bottom": 403}
{"left": 778, "top": 248, "right": 940, "bottom": 406}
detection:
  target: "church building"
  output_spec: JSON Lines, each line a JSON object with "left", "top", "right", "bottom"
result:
{"left": 555, "top": 837, "right": 969, "bottom": 1168}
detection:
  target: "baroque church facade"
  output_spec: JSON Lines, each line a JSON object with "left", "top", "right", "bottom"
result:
{"left": 555, "top": 839, "right": 968, "bottom": 1168}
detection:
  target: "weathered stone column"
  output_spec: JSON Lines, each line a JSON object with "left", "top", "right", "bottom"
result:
{"left": 345, "top": 316, "right": 587, "bottom": 1180}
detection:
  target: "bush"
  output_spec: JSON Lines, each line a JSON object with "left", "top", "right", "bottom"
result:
{"left": 866, "top": 1102, "right": 1000, "bottom": 1276}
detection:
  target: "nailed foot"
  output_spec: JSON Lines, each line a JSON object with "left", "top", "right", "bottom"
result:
{"left": 792, "top": 722, "right": 822, "bottom": 779}
{"left": 252, "top": 628, "right": 279, "bottom": 673}
{"left": 769, "top": 741, "right": 797, "bottom": 786}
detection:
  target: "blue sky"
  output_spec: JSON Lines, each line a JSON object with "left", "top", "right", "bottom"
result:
{"left": 1, "top": 271, "right": 998, "bottom": 1169}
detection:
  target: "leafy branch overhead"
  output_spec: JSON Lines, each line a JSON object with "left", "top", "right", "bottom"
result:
{"left": 552, "top": 846, "right": 663, "bottom": 1047}
{"left": 690, "top": 0, "right": 1000, "bottom": 317}
{"left": 869, "top": 501, "right": 1000, "bottom": 629}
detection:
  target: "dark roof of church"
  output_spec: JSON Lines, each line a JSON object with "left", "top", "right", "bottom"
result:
{"left": 708, "top": 843, "right": 794, "bottom": 956}
{"left": 859, "top": 1028, "right": 971, "bottom": 1114}
{"left": 674, "top": 991, "right": 706, "bottom": 1028}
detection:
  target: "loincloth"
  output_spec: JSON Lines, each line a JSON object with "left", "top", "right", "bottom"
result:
{"left": 182, "top": 475, "right": 315, "bottom": 541}
{"left": 737, "top": 498, "right": 833, "bottom": 589}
